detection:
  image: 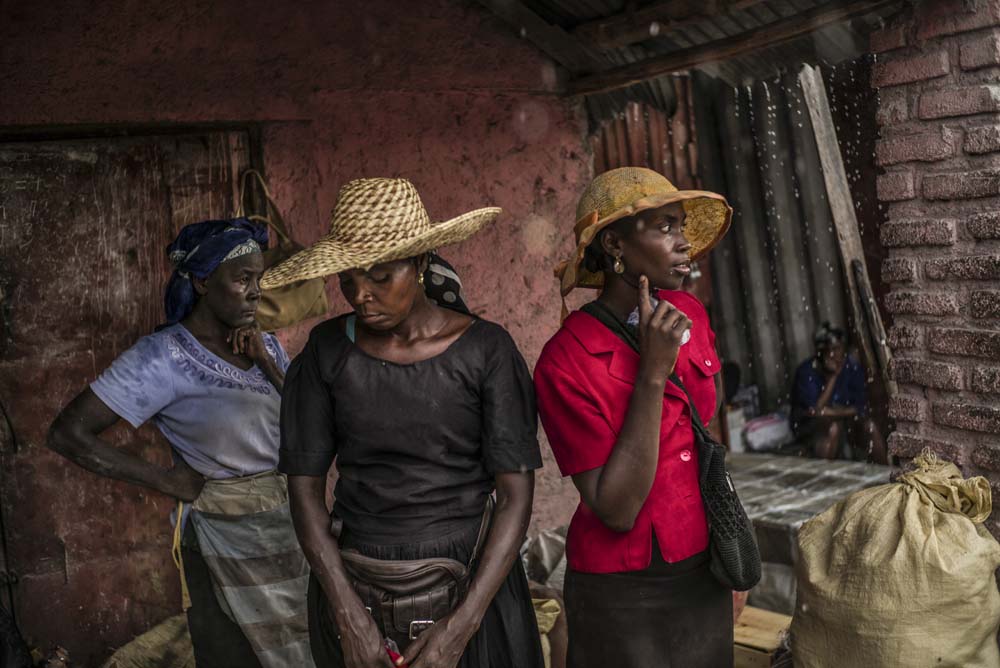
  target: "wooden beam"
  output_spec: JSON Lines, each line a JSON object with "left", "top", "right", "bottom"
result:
{"left": 474, "top": 0, "right": 605, "bottom": 74}
{"left": 798, "top": 64, "right": 896, "bottom": 398}
{"left": 571, "top": 0, "right": 723, "bottom": 50}
{"left": 572, "top": 0, "right": 771, "bottom": 50}
{"left": 568, "top": 0, "right": 897, "bottom": 96}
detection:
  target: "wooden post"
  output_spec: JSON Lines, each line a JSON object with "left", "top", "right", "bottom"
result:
{"left": 571, "top": 0, "right": 718, "bottom": 50}
{"left": 798, "top": 64, "right": 896, "bottom": 396}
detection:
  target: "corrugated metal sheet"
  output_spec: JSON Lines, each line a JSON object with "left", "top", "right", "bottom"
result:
{"left": 589, "top": 76, "right": 717, "bottom": 324}
{"left": 522, "top": 0, "right": 900, "bottom": 128}
{"left": 690, "top": 57, "right": 886, "bottom": 413}
{"left": 590, "top": 78, "right": 698, "bottom": 188}
{"left": 524, "top": 2, "right": 893, "bottom": 420}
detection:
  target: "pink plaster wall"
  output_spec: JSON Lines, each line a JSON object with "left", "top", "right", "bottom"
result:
{"left": 1, "top": 0, "right": 590, "bottom": 659}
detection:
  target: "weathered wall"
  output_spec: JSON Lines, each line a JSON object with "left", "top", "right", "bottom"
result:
{"left": 0, "top": 132, "right": 252, "bottom": 666}
{"left": 871, "top": 0, "right": 1000, "bottom": 530}
{"left": 0, "top": 0, "right": 589, "bottom": 660}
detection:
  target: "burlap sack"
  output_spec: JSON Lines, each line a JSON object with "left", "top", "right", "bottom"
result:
{"left": 791, "top": 451, "right": 1000, "bottom": 668}
{"left": 236, "top": 169, "right": 329, "bottom": 332}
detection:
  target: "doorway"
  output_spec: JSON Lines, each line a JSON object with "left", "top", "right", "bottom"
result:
{"left": 0, "top": 130, "right": 251, "bottom": 664}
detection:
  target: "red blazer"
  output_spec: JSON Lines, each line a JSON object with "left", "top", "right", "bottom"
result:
{"left": 534, "top": 290, "right": 720, "bottom": 574}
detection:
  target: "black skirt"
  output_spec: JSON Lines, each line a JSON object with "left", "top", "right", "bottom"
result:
{"left": 308, "top": 519, "right": 545, "bottom": 668}
{"left": 564, "top": 547, "right": 733, "bottom": 668}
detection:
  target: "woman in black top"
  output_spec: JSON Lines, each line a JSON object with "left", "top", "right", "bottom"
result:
{"left": 264, "top": 178, "right": 544, "bottom": 668}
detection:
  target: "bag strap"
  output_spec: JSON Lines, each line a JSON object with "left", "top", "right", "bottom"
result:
{"left": 667, "top": 372, "right": 707, "bottom": 432}
{"left": 468, "top": 496, "right": 494, "bottom": 568}
{"left": 581, "top": 301, "right": 707, "bottom": 430}
{"left": 329, "top": 493, "right": 494, "bottom": 570}
{"left": 580, "top": 300, "right": 639, "bottom": 350}
{"left": 236, "top": 169, "right": 294, "bottom": 246}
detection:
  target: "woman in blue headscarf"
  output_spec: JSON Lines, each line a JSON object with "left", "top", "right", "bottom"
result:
{"left": 46, "top": 219, "right": 314, "bottom": 668}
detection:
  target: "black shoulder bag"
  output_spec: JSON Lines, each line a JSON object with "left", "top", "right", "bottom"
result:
{"left": 580, "top": 301, "right": 761, "bottom": 591}
{"left": 669, "top": 373, "right": 761, "bottom": 591}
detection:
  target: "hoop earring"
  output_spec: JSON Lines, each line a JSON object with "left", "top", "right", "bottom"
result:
{"left": 613, "top": 255, "right": 625, "bottom": 274}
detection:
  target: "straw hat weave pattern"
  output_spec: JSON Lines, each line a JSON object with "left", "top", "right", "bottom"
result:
{"left": 261, "top": 178, "right": 500, "bottom": 289}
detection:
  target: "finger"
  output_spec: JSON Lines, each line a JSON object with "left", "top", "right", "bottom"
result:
{"left": 658, "top": 310, "right": 686, "bottom": 334}
{"left": 670, "top": 312, "right": 691, "bottom": 330}
{"left": 402, "top": 634, "right": 429, "bottom": 665}
{"left": 637, "top": 275, "right": 652, "bottom": 326}
{"left": 648, "top": 299, "right": 676, "bottom": 329}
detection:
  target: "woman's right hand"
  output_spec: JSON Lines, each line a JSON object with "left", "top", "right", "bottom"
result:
{"left": 336, "top": 606, "right": 395, "bottom": 668}
{"left": 636, "top": 275, "right": 691, "bottom": 378}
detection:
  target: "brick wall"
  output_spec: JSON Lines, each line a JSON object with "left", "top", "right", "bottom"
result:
{"left": 873, "top": 0, "right": 1000, "bottom": 531}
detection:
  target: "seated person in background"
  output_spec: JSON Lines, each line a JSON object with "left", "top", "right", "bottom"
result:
{"left": 791, "top": 323, "right": 887, "bottom": 464}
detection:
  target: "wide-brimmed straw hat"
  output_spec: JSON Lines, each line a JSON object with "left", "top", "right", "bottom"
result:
{"left": 555, "top": 166, "right": 732, "bottom": 299}
{"left": 261, "top": 178, "right": 500, "bottom": 289}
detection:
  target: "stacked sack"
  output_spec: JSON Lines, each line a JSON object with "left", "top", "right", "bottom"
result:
{"left": 792, "top": 451, "right": 1000, "bottom": 668}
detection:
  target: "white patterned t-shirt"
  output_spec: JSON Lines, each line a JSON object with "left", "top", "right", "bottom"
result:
{"left": 91, "top": 323, "right": 290, "bottom": 479}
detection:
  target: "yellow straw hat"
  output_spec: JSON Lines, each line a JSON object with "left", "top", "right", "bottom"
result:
{"left": 261, "top": 178, "right": 500, "bottom": 289}
{"left": 555, "top": 166, "right": 732, "bottom": 300}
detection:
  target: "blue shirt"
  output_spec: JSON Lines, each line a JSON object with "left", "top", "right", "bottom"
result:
{"left": 792, "top": 355, "right": 867, "bottom": 423}
{"left": 91, "top": 324, "right": 290, "bottom": 479}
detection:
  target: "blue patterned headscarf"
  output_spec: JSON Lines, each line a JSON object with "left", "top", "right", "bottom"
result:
{"left": 164, "top": 217, "right": 269, "bottom": 324}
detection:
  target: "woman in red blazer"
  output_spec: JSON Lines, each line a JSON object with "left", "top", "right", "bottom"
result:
{"left": 535, "top": 167, "right": 734, "bottom": 668}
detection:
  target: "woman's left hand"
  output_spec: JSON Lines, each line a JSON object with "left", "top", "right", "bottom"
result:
{"left": 229, "top": 322, "right": 285, "bottom": 393}
{"left": 402, "top": 609, "right": 477, "bottom": 668}
{"left": 229, "top": 323, "right": 269, "bottom": 365}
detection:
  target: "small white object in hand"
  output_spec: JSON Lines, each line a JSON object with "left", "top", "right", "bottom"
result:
{"left": 628, "top": 295, "right": 692, "bottom": 345}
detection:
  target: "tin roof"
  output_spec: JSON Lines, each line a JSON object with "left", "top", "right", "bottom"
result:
{"left": 479, "top": 0, "right": 906, "bottom": 127}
